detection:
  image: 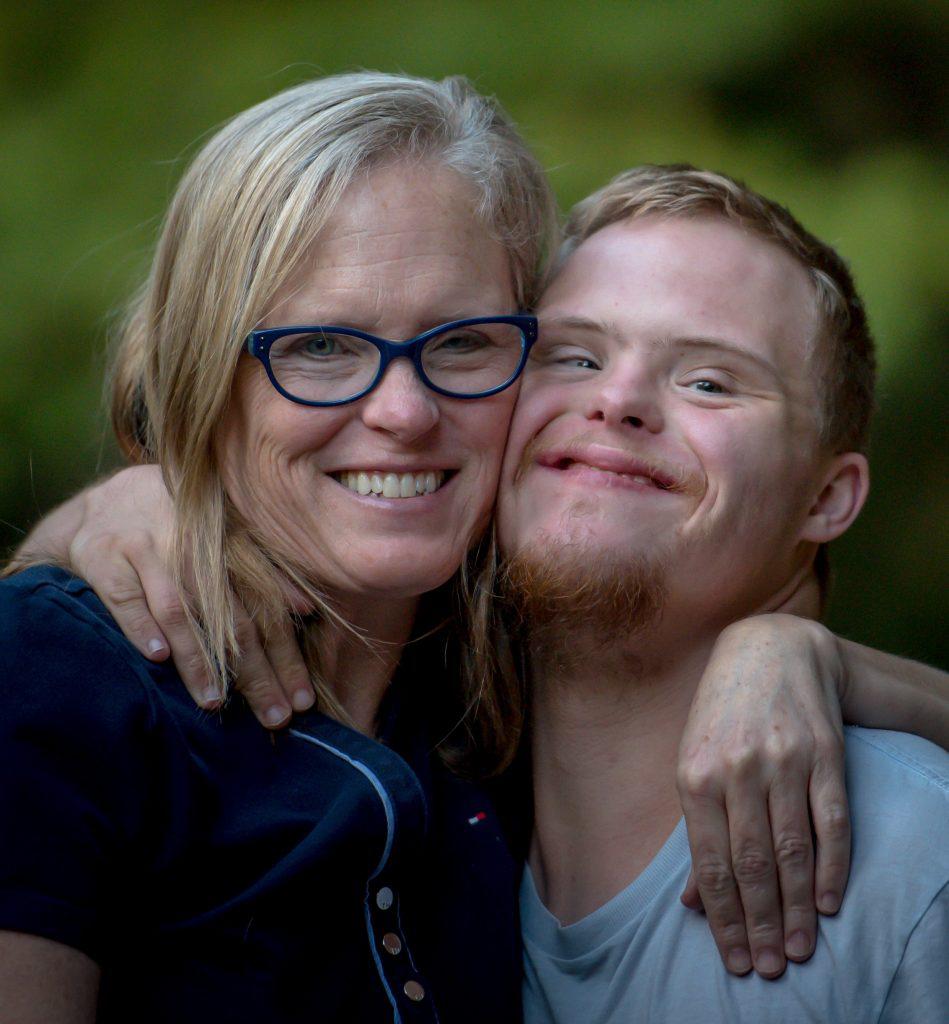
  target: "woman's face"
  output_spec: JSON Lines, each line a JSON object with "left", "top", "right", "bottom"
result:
{"left": 218, "top": 160, "right": 518, "bottom": 605}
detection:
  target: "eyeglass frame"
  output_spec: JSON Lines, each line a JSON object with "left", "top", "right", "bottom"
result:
{"left": 244, "top": 314, "right": 539, "bottom": 407}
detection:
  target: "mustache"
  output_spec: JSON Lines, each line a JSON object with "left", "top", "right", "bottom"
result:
{"left": 514, "top": 433, "right": 705, "bottom": 497}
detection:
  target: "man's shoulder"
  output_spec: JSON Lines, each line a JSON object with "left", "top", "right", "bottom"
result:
{"left": 844, "top": 725, "right": 948, "bottom": 805}
{"left": 841, "top": 727, "right": 947, "bottom": 920}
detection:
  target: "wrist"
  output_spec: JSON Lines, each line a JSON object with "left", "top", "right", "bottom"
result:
{"left": 719, "top": 614, "right": 846, "bottom": 697}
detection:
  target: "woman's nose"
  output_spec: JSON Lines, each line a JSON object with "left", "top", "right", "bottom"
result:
{"left": 359, "top": 358, "right": 440, "bottom": 442}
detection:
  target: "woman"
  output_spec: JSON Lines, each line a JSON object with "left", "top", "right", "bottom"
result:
{"left": 1, "top": 72, "right": 943, "bottom": 1023}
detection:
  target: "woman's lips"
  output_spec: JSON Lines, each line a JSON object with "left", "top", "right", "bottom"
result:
{"left": 333, "top": 469, "right": 449, "bottom": 498}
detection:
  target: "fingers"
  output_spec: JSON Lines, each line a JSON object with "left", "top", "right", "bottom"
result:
{"left": 264, "top": 618, "right": 315, "bottom": 714}
{"left": 679, "top": 869, "right": 703, "bottom": 911}
{"left": 724, "top": 779, "right": 787, "bottom": 979}
{"left": 809, "top": 740, "right": 851, "bottom": 915}
{"left": 767, "top": 779, "right": 817, "bottom": 962}
{"left": 232, "top": 605, "right": 311, "bottom": 729}
{"left": 678, "top": 781, "right": 753, "bottom": 977}
{"left": 133, "top": 554, "right": 221, "bottom": 706}
{"left": 90, "top": 553, "right": 172, "bottom": 663}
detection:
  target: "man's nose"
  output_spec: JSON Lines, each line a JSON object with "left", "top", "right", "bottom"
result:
{"left": 582, "top": 368, "right": 664, "bottom": 433}
{"left": 359, "top": 358, "right": 440, "bottom": 442}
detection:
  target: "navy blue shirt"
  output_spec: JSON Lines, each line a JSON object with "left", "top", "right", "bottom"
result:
{"left": 0, "top": 566, "right": 522, "bottom": 1022}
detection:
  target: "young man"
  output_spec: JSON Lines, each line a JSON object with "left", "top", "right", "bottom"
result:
{"left": 495, "top": 165, "right": 947, "bottom": 1022}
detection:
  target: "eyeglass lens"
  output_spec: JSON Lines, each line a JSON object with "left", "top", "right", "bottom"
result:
{"left": 267, "top": 321, "right": 525, "bottom": 403}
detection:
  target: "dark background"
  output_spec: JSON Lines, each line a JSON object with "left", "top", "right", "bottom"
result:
{"left": 1, "top": 0, "right": 945, "bottom": 666}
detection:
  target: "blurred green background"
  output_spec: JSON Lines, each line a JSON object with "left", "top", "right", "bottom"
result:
{"left": 1, "top": 0, "right": 946, "bottom": 666}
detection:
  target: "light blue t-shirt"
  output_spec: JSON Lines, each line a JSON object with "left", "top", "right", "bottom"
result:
{"left": 522, "top": 728, "right": 948, "bottom": 1023}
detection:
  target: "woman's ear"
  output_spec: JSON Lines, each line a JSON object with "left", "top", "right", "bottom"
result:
{"left": 800, "top": 452, "right": 870, "bottom": 544}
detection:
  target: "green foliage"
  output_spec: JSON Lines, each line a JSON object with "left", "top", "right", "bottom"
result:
{"left": 1, "top": 0, "right": 945, "bottom": 664}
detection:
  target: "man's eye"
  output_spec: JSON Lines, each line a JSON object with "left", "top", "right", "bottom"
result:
{"left": 531, "top": 343, "right": 601, "bottom": 371}
{"left": 685, "top": 378, "right": 728, "bottom": 395}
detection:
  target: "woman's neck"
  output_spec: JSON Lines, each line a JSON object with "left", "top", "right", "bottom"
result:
{"left": 309, "top": 594, "right": 420, "bottom": 736}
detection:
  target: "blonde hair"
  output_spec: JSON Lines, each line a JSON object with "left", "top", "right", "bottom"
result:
{"left": 109, "top": 72, "right": 558, "bottom": 737}
{"left": 560, "top": 164, "right": 876, "bottom": 455}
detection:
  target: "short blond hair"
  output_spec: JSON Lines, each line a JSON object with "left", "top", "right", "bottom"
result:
{"left": 109, "top": 72, "right": 558, "bottom": 733}
{"left": 561, "top": 164, "right": 876, "bottom": 455}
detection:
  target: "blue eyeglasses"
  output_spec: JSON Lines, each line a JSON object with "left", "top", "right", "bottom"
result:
{"left": 245, "top": 315, "right": 538, "bottom": 407}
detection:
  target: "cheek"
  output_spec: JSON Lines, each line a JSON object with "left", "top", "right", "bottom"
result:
{"left": 692, "top": 416, "right": 810, "bottom": 538}
{"left": 217, "top": 385, "right": 346, "bottom": 517}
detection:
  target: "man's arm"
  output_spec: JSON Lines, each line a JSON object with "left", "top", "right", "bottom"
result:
{"left": 839, "top": 637, "right": 948, "bottom": 749}
{"left": 0, "top": 932, "right": 99, "bottom": 1023}
{"left": 7, "top": 467, "right": 311, "bottom": 723}
{"left": 678, "top": 614, "right": 948, "bottom": 979}
{"left": 4, "top": 487, "right": 88, "bottom": 574}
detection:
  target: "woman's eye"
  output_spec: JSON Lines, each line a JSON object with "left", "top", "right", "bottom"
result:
{"left": 304, "top": 333, "right": 339, "bottom": 356}
{"left": 432, "top": 331, "right": 486, "bottom": 352}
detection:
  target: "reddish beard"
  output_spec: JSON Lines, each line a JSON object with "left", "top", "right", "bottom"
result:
{"left": 497, "top": 538, "right": 668, "bottom": 670}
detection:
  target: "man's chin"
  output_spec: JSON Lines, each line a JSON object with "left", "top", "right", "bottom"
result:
{"left": 497, "top": 537, "right": 668, "bottom": 660}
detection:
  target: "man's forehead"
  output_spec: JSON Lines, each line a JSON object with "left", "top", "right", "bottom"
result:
{"left": 538, "top": 215, "right": 819, "bottom": 356}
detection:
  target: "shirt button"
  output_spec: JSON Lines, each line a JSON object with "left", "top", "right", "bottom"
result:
{"left": 382, "top": 932, "right": 402, "bottom": 955}
{"left": 403, "top": 980, "right": 425, "bottom": 1002}
{"left": 375, "top": 887, "right": 394, "bottom": 910}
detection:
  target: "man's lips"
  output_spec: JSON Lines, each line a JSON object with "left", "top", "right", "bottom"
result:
{"left": 533, "top": 443, "right": 683, "bottom": 492}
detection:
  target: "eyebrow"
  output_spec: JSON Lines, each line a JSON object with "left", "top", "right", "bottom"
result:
{"left": 541, "top": 315, "right": 783, "bottom": 385}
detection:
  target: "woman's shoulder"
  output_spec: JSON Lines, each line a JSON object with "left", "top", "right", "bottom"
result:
{"left": 0, "top": 564, "right": 167, "bottom": 730}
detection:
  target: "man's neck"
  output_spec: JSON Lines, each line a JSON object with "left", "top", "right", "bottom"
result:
{"left": 528, "top": 570, "right": 824, "bottom": 926}
{"left": 528, "top": 622, "right": 717, "bottom": 925}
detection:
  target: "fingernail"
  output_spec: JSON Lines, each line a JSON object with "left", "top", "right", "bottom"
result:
{"left": 291, "top": 689, "right": 314, "bottom": 712}
{"left": 726, "top": 948, "right": 752, "bottom": 975}
{"left": 755, "top": 948, "right": 783, "bottom": 977}
{"left": 264, "top": 706, "right": 289, "bottom": 727}
{"left": 819, "top": 891, "right": 841, "bottom": 914}
{"left": 201, "top": 686, "right": 222, "bottom": 707}
{"left": 787, "top": 930, "right": 812, "bottom": 959}
{"left": 147, "top": 638, "right": 167, "bottom": 656}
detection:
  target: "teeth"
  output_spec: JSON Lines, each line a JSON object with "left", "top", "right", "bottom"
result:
{"left": 336, "top": 470, "right": 446, "bottom": 499}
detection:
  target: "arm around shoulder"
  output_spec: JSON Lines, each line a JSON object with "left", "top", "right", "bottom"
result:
{"left": 838, "top": 638, "right": 949, "bottom": 750}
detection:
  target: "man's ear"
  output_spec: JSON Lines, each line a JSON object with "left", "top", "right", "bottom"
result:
{"left": 800, "top": 452, "right": 870, "bottom": 544}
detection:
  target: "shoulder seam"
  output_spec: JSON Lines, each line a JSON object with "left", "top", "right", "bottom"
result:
{"left": 848, "top": 729, "right": 949, "bottom": 795}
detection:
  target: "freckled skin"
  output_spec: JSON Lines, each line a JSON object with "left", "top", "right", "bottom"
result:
{"left": 217, "top": 161, "right": 517, "bottom": 606}
{"left": 498, "top": 215, "right": 834, "bottom": 629}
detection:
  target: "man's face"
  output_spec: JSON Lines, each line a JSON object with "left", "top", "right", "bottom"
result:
{"left": 497, "top": 214, "right": 832, "bottom": 627}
